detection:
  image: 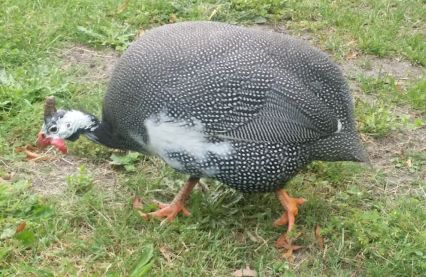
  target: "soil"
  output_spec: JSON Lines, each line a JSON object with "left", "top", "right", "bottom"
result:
{"left": 58, "top": 45, "right": 120, "bottom": 83}
{"left": 11, "top": 155, "right": 118, "bottom": 196}
{"left": 341, "top": 55, "right": 425, "bottom": 80}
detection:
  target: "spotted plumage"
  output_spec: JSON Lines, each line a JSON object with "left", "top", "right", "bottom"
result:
{"left": 38, "top": 21, "right": 368, "bottom": 193}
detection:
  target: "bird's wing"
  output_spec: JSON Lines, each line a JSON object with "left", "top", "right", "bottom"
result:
{"left": 164, "top": 52, "right": 340, "bottom": 144}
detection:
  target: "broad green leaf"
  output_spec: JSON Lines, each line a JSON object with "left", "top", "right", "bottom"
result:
{"left": 110, "top": 153, "right": 140, "bottom": 165}
{"left": 130, "top": 244, "right": 154, "bottom": 277}
{"left": 110, "top": 153, "right": 140, "bottom": 172}
{"left": 15, "top": 230, "right": 36, "bottom": 247}
{"left": 124, "top": 164, "right": 136, "bottom": 172}
{"left": 77, "top": 26, "right": 105, "bottom": 39}
{"left": 32, "top": 205, "right": 54, "bottom": 218}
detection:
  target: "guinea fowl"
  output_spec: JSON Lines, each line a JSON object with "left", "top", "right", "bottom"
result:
{"left": 37, "top": 21, "right": 368, "bottom": 247}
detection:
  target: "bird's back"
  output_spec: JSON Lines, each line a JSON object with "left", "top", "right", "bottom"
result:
{"left": 106, "top": 23, "right": 347, "bottom": 136}
{"left": 101, "top": 22, "right": 367, "bottom": 191}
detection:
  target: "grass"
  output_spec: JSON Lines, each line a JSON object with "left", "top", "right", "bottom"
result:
{"left": 406, "top": 77, "right": 426, "bottom": 113}
{"left": 1, "top": 0, "right": 425, "bottom": 276}
{"left": 353, "top": 74, "right": 426, "bottom": 137}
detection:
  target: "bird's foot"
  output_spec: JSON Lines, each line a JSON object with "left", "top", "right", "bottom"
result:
{"left": 140, "top": 176, "right": 199, "bottom": 223}
{"left": 142, "top": 200, "right": 191, "bottom": 222}
{"left": 274, "top": 189, "right": 305, "bottom": 259}
{"left": 274, "top": 190, "right": 305, "bottom": 233}
{"left": 275, "top": 233, "right": 302, "bottom": 260}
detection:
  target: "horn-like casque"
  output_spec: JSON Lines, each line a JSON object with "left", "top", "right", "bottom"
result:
{"left": 44, "top": 96, "right": 56, "bottom": 118}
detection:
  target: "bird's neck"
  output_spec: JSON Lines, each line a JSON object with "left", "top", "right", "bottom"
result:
{"left": 83, "top": 118, "right": 125, "bottom": 150}
{"left": 66, "top": 110, "right": 126, "bottom": 150}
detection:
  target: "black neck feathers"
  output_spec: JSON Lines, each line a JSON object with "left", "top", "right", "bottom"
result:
{"left": 83, "top": 119, "right": 127, "bottom": 150}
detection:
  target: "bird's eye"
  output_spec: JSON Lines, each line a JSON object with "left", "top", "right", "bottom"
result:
{"left": 66, "top": 123, "right": 71, "bottom": 129}
{"left": 49, "top": 126, "right": 58, "bottom": 133}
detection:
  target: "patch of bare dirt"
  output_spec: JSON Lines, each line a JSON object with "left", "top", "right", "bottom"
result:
{"left": 364, "top": 126, "right": 426, "bottom": 197}
{"left": 8, "top": 154, "right": 118, "bottom": 196}
{"left": 58, "top": 45, "right": 120, "bottom": 83}
{"left": 341, "top": 55, "right": 425, "bottom": 80}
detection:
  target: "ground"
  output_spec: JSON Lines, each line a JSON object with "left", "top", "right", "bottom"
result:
{"left": 0, "top": 1, "right": 425, "bottom": 276}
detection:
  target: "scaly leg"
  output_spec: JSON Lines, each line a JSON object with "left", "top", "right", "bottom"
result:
{"left": 274, "top": 189, "right": 305, "bottom": 250}
{"left": 274, "top": 189, "right": 305, "bottom": 232}
{"left": 144, "top": 176, "right": 199, "bottom": 222}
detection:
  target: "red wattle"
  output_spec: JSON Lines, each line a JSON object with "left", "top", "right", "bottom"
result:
{"left": 37, "top": 132, "right": 51, "bottom": 147}
{"left": 50, "top": 138, "right": 68, "bottom": 154}
{"left": 36, "top": 132, "right": 68, "bottom": 154}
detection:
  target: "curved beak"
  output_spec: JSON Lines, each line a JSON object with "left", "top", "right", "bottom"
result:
{"left": 37, "top": 131, "right": 68, "bottom": 154}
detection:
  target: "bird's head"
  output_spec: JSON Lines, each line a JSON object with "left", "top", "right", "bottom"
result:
{"left": 37, "top": 96, "right": 99, "bottom": 153}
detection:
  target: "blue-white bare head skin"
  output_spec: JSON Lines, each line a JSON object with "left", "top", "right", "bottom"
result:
{"left": 37, "top": 96, "right": 98, "bottom": 153}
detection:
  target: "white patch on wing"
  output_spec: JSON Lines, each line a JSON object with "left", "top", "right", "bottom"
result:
{"left": 129, "top": 131, "right": 185, "bottom": 170}
{"left": 335, "top": 119, "right": 343, "bottom": 133}
{"left": 162, "top": 156, "right": 184, "bottom": 170}
{"left": 202, "top": 167, "right": 218, "bottom": 176}
{"left": 144, "top": 113, "right": 233, "bottom": 162}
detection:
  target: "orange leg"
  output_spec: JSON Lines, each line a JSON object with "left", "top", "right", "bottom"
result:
{"left": 274, "top": 189, "right": 305, "bottom": 232}
{"left": 274, "top": 189, "right": 305, "bottom": 251}
{"left": 144, "top": 177, "right": 199, "bottom": 222}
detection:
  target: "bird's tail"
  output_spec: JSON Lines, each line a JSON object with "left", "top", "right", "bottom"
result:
{"left": 310, "top": 132, "right": 369, "bottom": 164}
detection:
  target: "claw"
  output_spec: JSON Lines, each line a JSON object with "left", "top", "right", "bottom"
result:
{"left": 139, "top": 177, "right": 199, "bottom": 222}
{"left": 275, "top": 233, "right": 303, "bottom": 260}
{"left": 147, "top": 200, "right": 190, "bottom": 222}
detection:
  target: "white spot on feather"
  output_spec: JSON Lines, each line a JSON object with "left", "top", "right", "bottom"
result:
{"left": 144, "top": 113, "right": 233, "bottom": 161}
